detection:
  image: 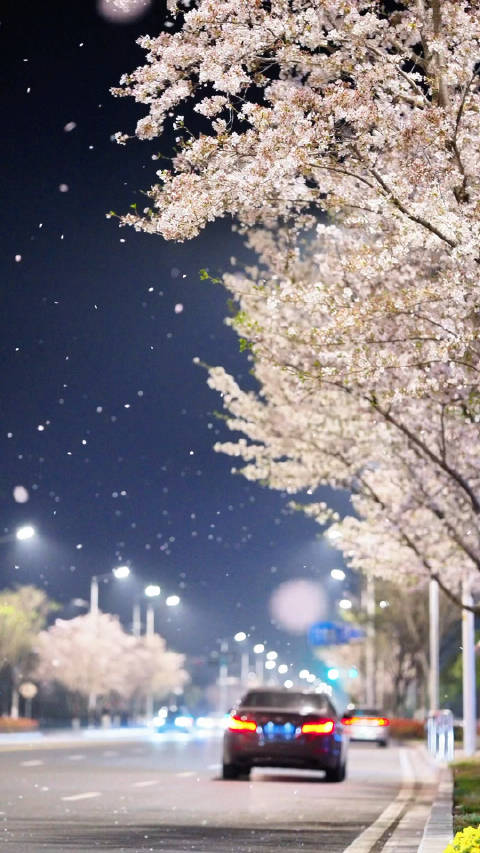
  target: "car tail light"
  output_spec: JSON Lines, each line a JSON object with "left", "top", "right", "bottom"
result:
{"left": 342, "top": 716, "right": 390, "bottom": 726}
{"left": 301, "top": 719, "right": 335, "bottom": 735}
{"left": 227, "top": 715, "right": 257, "bottom": 733}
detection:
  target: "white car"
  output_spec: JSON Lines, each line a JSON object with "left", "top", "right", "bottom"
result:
{"left": 341, "top": 707, "right": 390, "bottom": 747}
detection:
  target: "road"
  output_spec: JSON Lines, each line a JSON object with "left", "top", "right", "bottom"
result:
{"left": 0, "top": 731, "right": 434, "bottom": 852}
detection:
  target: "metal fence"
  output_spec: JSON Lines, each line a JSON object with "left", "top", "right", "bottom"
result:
{"left": 427, "top": 709, "right": 454, "bottom": 762}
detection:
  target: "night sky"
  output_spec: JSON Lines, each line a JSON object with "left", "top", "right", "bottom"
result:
{"left": 1, "top": 0, "right": 351, "bottom": 677}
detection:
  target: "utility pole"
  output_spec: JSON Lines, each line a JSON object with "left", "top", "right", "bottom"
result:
{"left": 462, "top": 575, "right": 477, "bottom": 757}
{"left": 364, "top": 576, "right": 376, "bottom": 706}
{"left": 132, "top": 601, "right": 141, "bottom": 638}
{"left": 145, "top": 604, "right": 155, "bottom": 720}
{"left": 429, "top": 578, "right": 440, "bottom": 712}
{"left": 218, "top": 640, "right": 229, "bottom": 714}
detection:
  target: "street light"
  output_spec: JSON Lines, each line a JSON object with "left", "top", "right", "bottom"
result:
{"left": 144, "top": 585, "right": 161, "bottom": 637}
{"left": 234, "top": 631, "right": 247, "bottom": 643}
{"left": 166, "top": 594, "right": 180, "bottom": 607}
{"left": 112, "top": 565, "right": 130, "bottom": 580}
{"left": 90, "top": 566, "right": 131, "bottom": 615}
{"left": 16, "top": 525, "right": 36, "bottom": 541}
{"left": 338, "top": 598, "right": 353, "bottom": 610}
{"left": 253, "top": 643, "right": 265, "bottom": 683}
{"left": 234, "top": 631, "right": 249, "bottom": 684}
{"left": 330, "top": 568, "right": 345, "bottom": 581}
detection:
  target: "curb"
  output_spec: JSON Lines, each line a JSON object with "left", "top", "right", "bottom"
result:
{"left": 417, "top": 765, "right": 453, "bottom": 853}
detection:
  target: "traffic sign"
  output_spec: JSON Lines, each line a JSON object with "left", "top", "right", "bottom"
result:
{"left": 308, "top": 621, "right": 365, "bottom": 646}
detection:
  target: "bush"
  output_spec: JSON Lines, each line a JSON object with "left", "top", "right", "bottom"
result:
{"left": 0, "top": 716, "right": 38, "bottom": 733}
{"left": 444, "top": 826, "right": 480, "bottom": 852}
{"left": 389, "top": 717, "right": 425, "bottom": 739}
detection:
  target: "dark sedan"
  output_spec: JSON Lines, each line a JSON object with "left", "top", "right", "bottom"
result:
{"left": 222, "top": 688, "right": 348, "bottom": 782}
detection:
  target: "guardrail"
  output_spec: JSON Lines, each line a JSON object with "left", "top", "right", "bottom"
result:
{"left": 427, "top": 709, "right": 454, "bottom": 762}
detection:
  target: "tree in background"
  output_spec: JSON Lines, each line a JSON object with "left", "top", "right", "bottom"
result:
{"left": 35, "top": 612, "right": 187, "bottom": 720}
{"left": 0, "top": 586, "right": 57, "bottom": 717}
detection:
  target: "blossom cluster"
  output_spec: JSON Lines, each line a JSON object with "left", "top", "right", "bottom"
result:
{"left": 113, "top": 1, "right": 480, "bottom": 606}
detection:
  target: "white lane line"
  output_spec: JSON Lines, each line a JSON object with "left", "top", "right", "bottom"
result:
{"left": 61, "top": 791, "right": 101, "bottom": 802}
{"left": 132, "top": 780, "right": 159, "bottom": 788}
{"left": 102, "top": 750, "right": 118, "bottom": 757}
{"left": 67, "top": 754, "right": 85, "bottom": 761}
{"left": 342, "top": 750, "right": 415, "bottom": 853}
{"left": 20, "top": 759, "right": 44, "bottom": 767}
{"left": 176, "top": 771, "right": 195, "bottom": 778}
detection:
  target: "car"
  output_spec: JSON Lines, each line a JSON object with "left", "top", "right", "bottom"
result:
{"left": 341, "top": 707, "right": 390, "bottom": 747}
{"left": 222, "top": 687, "right": 348, "bottom": 782}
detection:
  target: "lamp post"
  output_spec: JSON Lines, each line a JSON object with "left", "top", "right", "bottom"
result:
{"left": 462, "top": 575, "right": 477, "bottom": 757}
{"left": 234, "top": 631, "right": 249, "bottom": 686}
{"left": 429, "top": 578, "right": 440, "bottom": 712}
{"left": 144, "top": 584, "right": 161, "bottom": 638}
{"left": 87, "top": 566, "right": 130, "bottom": 721}
{"left": 144, "top": 584, "right": 161, "bottom": 720}
{"left": 253, "top": 643, "right": 265, "bottom": 684}
{"left": 90, "top": 565, "right": 130, "bottom": 615}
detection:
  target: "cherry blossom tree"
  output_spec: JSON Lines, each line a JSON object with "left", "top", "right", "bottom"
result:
{"left": 35, "top": 612, "right": 187, "bottom": 717}
{"left": 112, "top": 1, "right": 480, "bottom": 272}
{"left": 110, "top": 3, "right": 480, "bottom": 607}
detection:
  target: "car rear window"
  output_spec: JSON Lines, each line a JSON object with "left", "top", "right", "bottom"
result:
{"left": 345, "top": 708, "right": 382, "bottom": 717}
{"left": 241, "top": 690, "right": 333, "bottom": 714}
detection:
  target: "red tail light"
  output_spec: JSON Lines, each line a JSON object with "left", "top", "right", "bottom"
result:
{"left": 228, "top": 715, "right": 257, "bottom": 733}
{"left": 342, "top": 716, "right": 390, "bottom": 727}
{"left": 301, "top": 719, "right": 335, "bottom": 735}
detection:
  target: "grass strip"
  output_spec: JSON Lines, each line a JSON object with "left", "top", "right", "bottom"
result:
{"left": 452, "top": 759, "right": 480, "bottom": 832}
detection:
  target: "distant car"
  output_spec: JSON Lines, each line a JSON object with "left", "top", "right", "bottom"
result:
{"left": 222, "top": 688, "right": 348, "bottom": 782}
{"left": 151, "top": 708, "right": 194, "bottom": 733}
{"left": 341, "top": 707, "right": 390, "bottom": 747}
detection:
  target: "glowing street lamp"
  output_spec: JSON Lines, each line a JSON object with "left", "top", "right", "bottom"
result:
{"left": 339, "top": 598, "right": 353, "bottom": 610}
{"left": 16, "top": 525, "right": 36, "bottom": 541}
{"left": 330, "top": 568, "right": 346, "bottom": 581}
{"left": 234, "top": 631, "right": 247, "bottom": 643}
{"left": 145, "top": 584, "right": 161, "bottom": 598}
{"left": 166, "top": 594, "right": 180, "bottom": 607}
{"left": 112, "top": 565, "right": 130, "bottom": 580}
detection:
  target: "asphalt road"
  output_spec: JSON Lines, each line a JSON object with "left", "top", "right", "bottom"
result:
{"left": 0, "top": 732, "right": 417, "bottom": 852}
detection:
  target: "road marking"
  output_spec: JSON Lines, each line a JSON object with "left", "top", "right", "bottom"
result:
{"left": 20, "top": 759, "right": 44, "bottom": 767}
{"left": 342, "top": 750, "right": 415, "bottom": 853}
{"left": 61, "top": 791, "right": 101, "bottom": 802}
{"left": 67, "top": 754, "right": 85, "bottom": 761}
{"left": 102, "top": 750, "right": 118, "bottom": 757}
{"left": 132, "top": 780, "right": 159, "bottom": 788}
{"left": 176, "top": 771, "right": 195, "bottom": 777}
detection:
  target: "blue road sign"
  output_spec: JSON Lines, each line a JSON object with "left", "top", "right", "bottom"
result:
{"left": 308, "top": 621, "right": 366, "bottom": 646}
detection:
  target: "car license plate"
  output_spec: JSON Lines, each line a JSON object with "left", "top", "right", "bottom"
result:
{"left": 263, "top": 722, "right": 295, "bottom": 741}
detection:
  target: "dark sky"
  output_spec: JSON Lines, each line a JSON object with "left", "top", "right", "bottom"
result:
{"left": 1, "top": 0, "right": 351, "bottom": 679}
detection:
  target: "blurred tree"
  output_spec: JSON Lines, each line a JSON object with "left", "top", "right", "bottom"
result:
{"left": 340, "top": 580, "right": 457, "bottom": 715}
{"left": 0, "top": 586, "right": 57, "bottom": 717}
{"left": 35, "top": 612, "right": 188, "bottom": 721}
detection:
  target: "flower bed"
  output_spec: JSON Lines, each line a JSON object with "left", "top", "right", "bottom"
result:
{"left": 388, "top": 718, "right": 425, "bottom": 739}
{"left": 444, "top": 825, "right": 480, "bottom": 852}
{"left": 0, "top": 716, "right": 38, "bottom": 733}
